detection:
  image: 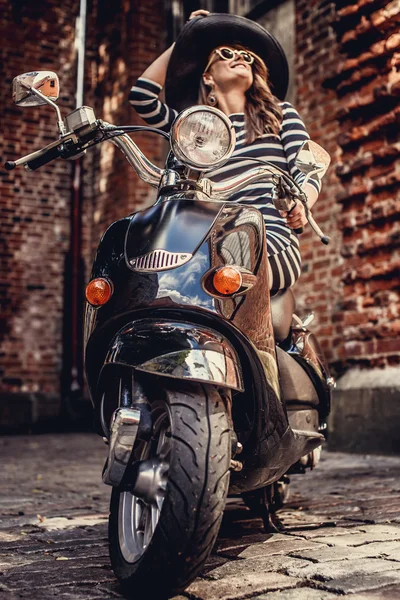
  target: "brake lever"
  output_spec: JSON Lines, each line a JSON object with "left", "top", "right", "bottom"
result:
{"left": 271, "top": 176, "right": 330, "bottom": 244}
{"left": 295, "top": 189, "right": 331, "bottom": 245}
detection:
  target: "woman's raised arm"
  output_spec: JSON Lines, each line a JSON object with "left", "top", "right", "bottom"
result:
{"left": 138, "top": 10, "right": 210, "bottom": 87}
{"left": 140, "top": 44, "right": 175, "bottom": 88}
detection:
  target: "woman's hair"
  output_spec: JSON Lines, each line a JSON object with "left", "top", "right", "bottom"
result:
{"left": 198, "top": 44, "right": 283, "bottom": 144}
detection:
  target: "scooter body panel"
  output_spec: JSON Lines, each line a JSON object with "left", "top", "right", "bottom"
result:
{"left": 289, "top": 329, "right": 332, "bottom": 421}
{"left": 124, "top": 194, "right": 223, "bottom": 258}
{"left": 85, "top": 196, "right": 276, "bottom": 379}
{"left": 84, "top": 195, "right": 325, "bottom": 494}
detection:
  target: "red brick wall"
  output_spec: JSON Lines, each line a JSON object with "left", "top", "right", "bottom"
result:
{"left": 0, "top": 0, "right": 78, "bottom": 401}
{"left": 294, "top": 0, "right": 400, "bottom": 374}
{"left": 0, "top": 0, "right": 166, "bottom": 419}
{"left": 325, "top": 0, "right": 400, "bottom": 371}
{"left": 293, "top": 0, "right": 344, "bottom": 367}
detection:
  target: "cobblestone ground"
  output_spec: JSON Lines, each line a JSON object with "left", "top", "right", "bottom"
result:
{"left": 1, "top": 434, "right": 400, "bottom": 600}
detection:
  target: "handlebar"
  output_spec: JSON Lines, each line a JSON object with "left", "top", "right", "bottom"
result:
{"left": 4, "top": 123, "right": 163, "bottom": 187}
{"left": 5, "top": 116, "right": 330, "bottom": 244}
{"left": 288, "top": 207, "right": 304, "bottom": 235}
{"left": 109, "top": 132, "right": 162, "bottom": 188}
{"left": 199, "top": 165, "right": 330, "bottom": 245}
{"left": 202, "top": 164, "right": 284, "bottom": 200}
{"left": 5, "top": 143, "right": 62, "bottom": 171}
{"left": 26, "top": 145, "right": 62, "bottom": 171}
{"left": 3, "top": 132, "right": 78, "bottom": 171}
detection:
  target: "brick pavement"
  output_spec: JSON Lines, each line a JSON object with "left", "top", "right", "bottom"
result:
{"left": 1, "top": 434, "right": 400, "bottom": 599}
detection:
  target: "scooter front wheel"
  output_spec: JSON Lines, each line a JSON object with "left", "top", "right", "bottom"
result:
{"left": 108, "top": 382, "right": 231, "bottom": 598}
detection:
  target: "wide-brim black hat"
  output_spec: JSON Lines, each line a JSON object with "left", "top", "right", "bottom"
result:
{"left": 165, "top": 13, "right": 289, "bottom": 113}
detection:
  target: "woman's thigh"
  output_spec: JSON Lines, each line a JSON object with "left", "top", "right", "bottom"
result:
{"left": 268, "top": 244, "right": 301, "bottom": 294}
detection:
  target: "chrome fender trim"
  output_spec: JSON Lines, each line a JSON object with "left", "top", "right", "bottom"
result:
{"left": 103, "top": 407, "right": 141, "bottom": 487}
{"left": 137, "top": 348, "right": 243, "bottom": 392}
{"left": 105, "top": 319, "right": 244, "bottom": 392}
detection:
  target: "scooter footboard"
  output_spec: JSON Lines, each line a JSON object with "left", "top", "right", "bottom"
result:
{"left": 229, "top": 427, "right": 324, "bottom": 494}
{"left": 104, "top": 318, "right": 244, "bottom": 392}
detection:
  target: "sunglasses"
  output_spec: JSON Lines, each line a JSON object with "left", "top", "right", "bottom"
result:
{"left": 204, "top": 47, "right": 256, "bottom": 73}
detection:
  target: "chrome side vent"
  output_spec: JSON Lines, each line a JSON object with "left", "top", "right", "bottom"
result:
{"left": 129, "top": 250, "right": 192, "bottom": 272}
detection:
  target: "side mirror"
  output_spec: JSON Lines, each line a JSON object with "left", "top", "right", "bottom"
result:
{"left": 295, "top": 140, "right": 331, "bottom": 181}
{"left": 12, "top": 71, "right": 60, "bottom": 107}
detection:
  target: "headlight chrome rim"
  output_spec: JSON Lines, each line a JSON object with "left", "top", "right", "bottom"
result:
{"left": 170, "top": 106, "right": 236, "bottom": 171}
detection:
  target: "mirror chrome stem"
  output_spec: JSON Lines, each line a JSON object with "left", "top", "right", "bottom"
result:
{"left": 198, "top": 165, "right": 281, "bottom": 200}
{"left": 28, "top": 86, "right": 67, "bottom": 135}
{"left": 109, "top": 133, "right": 162, "bottom": 188}
{"left": 301, "top": 167, "right": 325, "bottom": 189}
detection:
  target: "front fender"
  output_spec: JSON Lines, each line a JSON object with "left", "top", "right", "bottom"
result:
{"left": 104, "top": 319, "right": 244, "bottom": 392}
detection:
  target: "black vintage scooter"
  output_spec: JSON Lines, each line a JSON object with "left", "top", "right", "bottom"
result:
{"left": 7, "top": 70, "right": 334, "bottom": 598}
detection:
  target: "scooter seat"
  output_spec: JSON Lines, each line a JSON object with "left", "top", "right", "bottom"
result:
{"left": 271, "top": 288, "right": 295, "bottom": 343}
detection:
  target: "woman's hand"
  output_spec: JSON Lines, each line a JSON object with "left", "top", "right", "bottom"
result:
{"left": 280, "top": 203, "right": 307, "bottom": 230}
{"left": 188, "top": 9, "right": 210, "bottom": 20}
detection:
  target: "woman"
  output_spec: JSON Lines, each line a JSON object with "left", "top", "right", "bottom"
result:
{"left": 128, "top": 11, "right": 321, "bottom": 295}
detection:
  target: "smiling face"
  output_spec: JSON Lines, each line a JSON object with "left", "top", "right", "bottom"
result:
{"left": 202, "top": 45, "right": 255, "bottom": 94}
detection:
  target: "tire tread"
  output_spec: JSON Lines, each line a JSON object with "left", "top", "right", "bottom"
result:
{"left": 109, "top": 382, "right": 231, "bottom": 597}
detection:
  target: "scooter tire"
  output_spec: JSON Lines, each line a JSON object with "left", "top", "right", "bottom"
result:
{"left": 108, "top": 382, "right": 231, "bottom": 599}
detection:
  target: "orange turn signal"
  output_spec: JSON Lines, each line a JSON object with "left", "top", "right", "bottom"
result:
{"left": 213, "top": 267, "right": 242, "bottom": 296}
{"left": 85, "top": 278, "right": 113, "bottom": 306}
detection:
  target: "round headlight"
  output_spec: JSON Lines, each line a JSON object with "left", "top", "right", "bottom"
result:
{"left": 170, "top": 106, "right": 235, "bottom": 171}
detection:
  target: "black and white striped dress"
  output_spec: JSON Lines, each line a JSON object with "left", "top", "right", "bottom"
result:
{"left": 129, "top": 77, "right": 320, "bottom": 293}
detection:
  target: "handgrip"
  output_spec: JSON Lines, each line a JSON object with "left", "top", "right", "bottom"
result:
{"left": 5, "top": 161, "right": 16, "bottom": 171}
{"left": 294, "top": 227, "right": 304, "bottom": 235}
{"left": 26, "top": 145, "right": 61, "bottom": 170}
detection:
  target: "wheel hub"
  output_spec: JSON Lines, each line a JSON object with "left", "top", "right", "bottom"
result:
{"left": 130, "top": 457, "right": 169, "bottom": 506}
